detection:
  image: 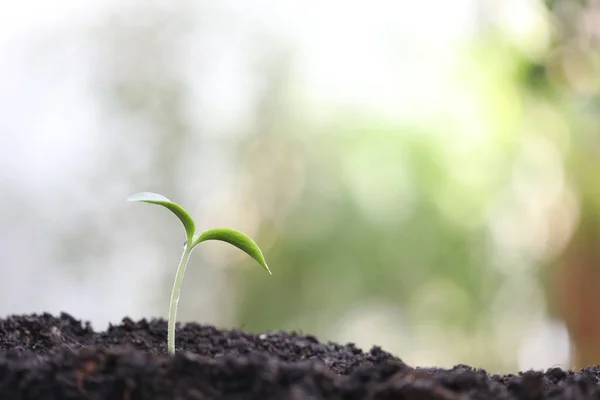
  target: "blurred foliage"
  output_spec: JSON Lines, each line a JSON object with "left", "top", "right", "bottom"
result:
{"left": 226, "top": 1, "right": 600, "bottom": 371}
{"left": 81, "top": 0, "right": 600, "bottom": 373}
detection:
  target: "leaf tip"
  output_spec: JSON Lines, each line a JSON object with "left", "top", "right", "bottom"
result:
{"left": 126, "top": 192, "right": 170, "bottom": 203}
{"left": 126, "top": 192, "right": 148, "bottom": 202}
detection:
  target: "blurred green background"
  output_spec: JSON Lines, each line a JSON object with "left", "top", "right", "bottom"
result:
{"left": 1, "top": 0, "right": 600, "bottom": 374}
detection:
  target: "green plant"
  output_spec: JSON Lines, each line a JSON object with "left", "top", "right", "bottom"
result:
{"left": 127, "top": 192, "right": 271, "bottom": 354}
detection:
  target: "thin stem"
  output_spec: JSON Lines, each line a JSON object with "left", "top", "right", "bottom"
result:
{"left": 168, "top": 243, "right": 193, "bottom": 354}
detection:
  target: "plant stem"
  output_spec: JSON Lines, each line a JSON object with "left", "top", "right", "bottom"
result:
{"left": 168, "top": 243, "right": 193, "bottom": 354}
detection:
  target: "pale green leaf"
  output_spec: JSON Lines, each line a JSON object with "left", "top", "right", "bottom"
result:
{"left": 192, "top": 228, "right": 271, "bottom": 274}
{"left": 127, "top": 192, "right": 196, "bottom": 243}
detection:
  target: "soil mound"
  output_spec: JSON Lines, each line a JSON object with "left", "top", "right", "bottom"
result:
{"left": 0, "top": 313, "right": 594, "bottom": 399}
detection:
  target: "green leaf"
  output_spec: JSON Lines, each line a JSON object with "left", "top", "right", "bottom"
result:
{"left": 192, "top": 228, "right": 271, "bottom": 274}
{"left": 127, "top": 192, "right": 196, "bottom": 243}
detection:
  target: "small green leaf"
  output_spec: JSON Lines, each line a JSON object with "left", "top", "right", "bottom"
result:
{"left": 127, "top": 192, "right": 196, "bottom": 243}
{"left": 192, "top": 228, "right": 271, "bottom": 274}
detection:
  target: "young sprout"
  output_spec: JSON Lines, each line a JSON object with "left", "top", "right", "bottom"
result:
{"left": 127, "top": 192, "right": 271, "bottom": 354}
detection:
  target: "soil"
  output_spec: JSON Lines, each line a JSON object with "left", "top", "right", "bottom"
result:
{"left": 0, "top": 313, "right": 596, "bottom": 399}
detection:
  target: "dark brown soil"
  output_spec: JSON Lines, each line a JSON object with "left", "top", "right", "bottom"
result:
{"left": 0, "top": 313, "right": 595, "bottom": 399}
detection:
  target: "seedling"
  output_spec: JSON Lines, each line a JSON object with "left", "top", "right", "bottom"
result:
{"left": 127, "top": 192, "right": 271, "bottom": 354}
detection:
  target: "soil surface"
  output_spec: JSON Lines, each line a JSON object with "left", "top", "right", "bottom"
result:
{"left": 0, "top": 313, "right": 596, "bottom": 399}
